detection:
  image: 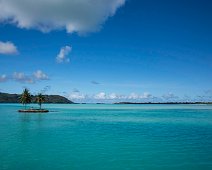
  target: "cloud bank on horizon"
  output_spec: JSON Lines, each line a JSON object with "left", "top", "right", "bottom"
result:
{"left": 0, "top": 0, "right": 126, "bottom": 33}
{"left": 68, "top": 91, "right": 155, "bottom": 102}
{"left": 67, "top": 91, "right": 200, "bottom": 103}
{"left": 67, "top": 91, "right": 212, "bottom": 103}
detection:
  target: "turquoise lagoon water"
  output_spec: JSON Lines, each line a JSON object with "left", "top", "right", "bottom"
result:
{"left": 0, "top": 104, "right": 212, "bottom": 170}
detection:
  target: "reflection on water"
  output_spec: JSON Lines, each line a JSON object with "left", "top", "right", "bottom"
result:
{"left": 19, "top": 113, "right": 44, "bottom": 123}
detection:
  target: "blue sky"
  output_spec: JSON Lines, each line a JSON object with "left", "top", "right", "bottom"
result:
{"left": 0, "top": 0, "right": 212, "bottom": 102}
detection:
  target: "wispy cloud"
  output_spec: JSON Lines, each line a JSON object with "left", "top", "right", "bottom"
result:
{"left": 91, "top": 81, "right": 100, "bottom": 85}
{"left": 0, "top": 0, "right": 126, "bottom": 34}
{"left": 128, "top": 92, "right": 152, "bottom": 100}
{"left": 0, "top": 74, "right": 8, "bottom": 82}
{"left": 162, "top": 92, "right": 179, "bottom": 101}
{"left": 0, "top": 70, "right": 49, "bottom": 84}
{"left": 204, "top": 90, "right": 212, "bottom": 96}
{"left": 68, "top": 92, "right": 154, "bottom": 102}
{"left": 0, "top": 41, "right": 18, "bottom": 55}
{"left": 94, "top": 92, "right": 107, "bottom": 100}
{"left": 73, "top": 88, "right": 80, "bottom": 93}
{"left": 69, "top": 93, "right": 86, "bottom": 100}
{"left": 56, "top": 46, "right": 71, "bottom": 63}
{"left": 196, "top": 90, "right": 212, "bottom": 102}
{"left": 13, "top": 72, "right": 34, "bottom": 84}
{"left": 33, "top": 70, "right": 49, "bottom": 80}
{"left": 41, "top": 85, "right": 51, "bottom": 94}
{"left": 65, "top": 90, "right": 212, "bottom": 103}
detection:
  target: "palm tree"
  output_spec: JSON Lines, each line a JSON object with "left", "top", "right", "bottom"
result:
{"left": 20, "top": 88, "right": 32, "bottom": 110}
{"left": 36, "top": 93, "right": 45, "bottom": 110}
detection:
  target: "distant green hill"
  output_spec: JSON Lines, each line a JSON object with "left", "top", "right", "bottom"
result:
{"left": 0, "top": 92, "right": 73, "bottom": 104}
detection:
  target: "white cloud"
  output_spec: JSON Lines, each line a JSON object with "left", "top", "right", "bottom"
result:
{"left": 13, "top": 72, "right": 34, "bottom": 84}
{"left": 33, "top": 70, "right": 49, "bottom": 80}
{"left": 0, "top": 74, "right": 7, "bottom": 82}
{"left": 12, "top": 70, "right": 49, "bottom": 84}
{"left": 128, "top": 92, "right": 152, "bottom": 100}
{"left": 128, "top": 93, "right": 140, "bottom": 100}
{"left": 142, "top": 92, "right": 152, "bottom": 99}
{"left": 0, "top": 41, "right": 18, "bottom": 55}
{"left": 108, "top": 93, "right": 120, "bottom": 100}
{"left": 56, "top": 46, "right": 71, "bottom": 63}
{"left": 162, "top": 93, "right": 179, "bottom": 100}
{"left": 0, "top": 0, "right": 126, "bottom": 34}
{"left": 69, "top": 93, "right": 86, "bottom": 100}
{"left": 69, "top": 92, "right": 153, "bottom": 101}
{"left": 94, "top": 92, "right": 107, "bottom": 100}
{"left": 67, "top": 91, "right": 202, "bottom": 103}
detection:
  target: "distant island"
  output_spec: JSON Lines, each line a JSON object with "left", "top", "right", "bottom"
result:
{"left": 114, "top": 102, "right": 212, "bottom": 104}
{"left": 0, "top": 92, "right": 73, "bottom": 104}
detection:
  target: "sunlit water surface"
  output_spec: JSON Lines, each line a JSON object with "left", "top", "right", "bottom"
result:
{"left": 0, "top": 104, "right": 212, "bottom": 170}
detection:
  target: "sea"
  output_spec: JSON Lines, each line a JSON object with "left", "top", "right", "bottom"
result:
{"left": 0, "top": 104, "right": 212, "bottom": 170}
